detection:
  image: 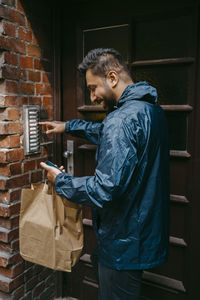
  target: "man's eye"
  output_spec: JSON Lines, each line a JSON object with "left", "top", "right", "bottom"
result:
{"left": 89, "top": 87, "right": 95, "bottom": 92}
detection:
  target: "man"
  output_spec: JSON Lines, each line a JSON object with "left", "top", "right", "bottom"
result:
{"left": 40, "top": 48, "right": 169, "bottom": 300}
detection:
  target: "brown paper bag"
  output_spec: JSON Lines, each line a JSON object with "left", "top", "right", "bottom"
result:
{"left": 19, "top": 182, "right": 83, "bottom": 272}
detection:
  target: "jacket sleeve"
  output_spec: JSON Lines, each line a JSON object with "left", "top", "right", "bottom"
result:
{"left": 55, "top": 118, "right": 141, "bottom": 208}
{"left": 65, "top": 119, "right": 103, "bottom": 145}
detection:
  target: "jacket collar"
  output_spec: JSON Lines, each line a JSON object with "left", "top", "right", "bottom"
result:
{"left": 116, "top": 81, "right": 158, "bottom": 108}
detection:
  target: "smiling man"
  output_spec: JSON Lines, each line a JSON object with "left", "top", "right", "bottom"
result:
{"left": 40, "top": 48, "right": 170, "bottom": 300}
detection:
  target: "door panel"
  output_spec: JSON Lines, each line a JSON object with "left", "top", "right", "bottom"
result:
{"left": 60, "top": 1, "right": 199, "bottom": 299}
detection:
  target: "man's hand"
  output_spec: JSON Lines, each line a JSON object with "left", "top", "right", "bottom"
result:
{"left": 40, "top": 162, "right": 62, "bottom": 183}
{"left": 39, "top": 121, "right": 66, "bottom": 134}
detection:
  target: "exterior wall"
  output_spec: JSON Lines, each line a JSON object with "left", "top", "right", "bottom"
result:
{"left": 0, "top": 0, "right": 56, "bottom": 298}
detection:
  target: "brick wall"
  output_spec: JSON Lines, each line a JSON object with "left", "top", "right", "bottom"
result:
{"left": 0, "top": 0, "right": 56, "bottom": 298}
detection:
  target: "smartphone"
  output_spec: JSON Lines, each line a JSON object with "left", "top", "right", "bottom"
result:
{"left": 45, "top": 161, "right": 60, "bottom": 169}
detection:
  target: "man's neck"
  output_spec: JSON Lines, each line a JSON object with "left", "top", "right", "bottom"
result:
{"left": 115, "top": 80, "right": 134, "bottom": 102}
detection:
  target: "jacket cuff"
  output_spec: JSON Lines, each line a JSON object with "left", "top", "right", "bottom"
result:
{"left": 65, "top": 121, "right": 71, "bottom": 133}
{"left": 54, "top": 172, "right": 69, "bottom": 194}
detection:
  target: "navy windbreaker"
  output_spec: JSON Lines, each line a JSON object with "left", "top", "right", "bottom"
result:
{"left": 55, "top": 81, "right": 170, "bottom": 270}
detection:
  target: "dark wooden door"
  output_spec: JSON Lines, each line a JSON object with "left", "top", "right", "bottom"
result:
{"left": 60, "top": 1, "right": 200, "bottom": 299}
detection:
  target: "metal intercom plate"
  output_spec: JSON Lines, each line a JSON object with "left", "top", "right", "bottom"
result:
{"left": 23, "top": 105, "right": 40, "bottom": 155}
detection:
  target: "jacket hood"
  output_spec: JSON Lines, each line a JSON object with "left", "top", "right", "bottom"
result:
{"left": 117, "top": 81, "right": 158, "bottom": 107}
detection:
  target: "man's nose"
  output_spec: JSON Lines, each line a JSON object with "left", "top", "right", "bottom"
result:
{"left": 90, "top": 92, "right": 97, "bottom": 103}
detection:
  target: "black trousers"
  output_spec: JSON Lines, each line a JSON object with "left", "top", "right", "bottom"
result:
{"left": 98, "top": 263, "right": 143, "bottom": 300}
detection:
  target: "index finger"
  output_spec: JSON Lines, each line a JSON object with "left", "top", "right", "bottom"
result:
{"left": 39, "top": 122, "right": 54, "bottom": 125}
{"left": 40, "top": 162, "right": 51, "bottom": 170}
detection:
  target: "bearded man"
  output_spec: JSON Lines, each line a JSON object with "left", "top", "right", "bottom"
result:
{"left": 40, "top": 48, "right": 169, "bottom": 300}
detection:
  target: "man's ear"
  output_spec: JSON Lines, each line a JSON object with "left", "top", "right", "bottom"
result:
{"left": 106, "top": 71, "right": 119, "bottom": 88}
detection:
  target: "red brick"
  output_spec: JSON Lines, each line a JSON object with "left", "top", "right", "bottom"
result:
{"left": 1, "top": 65, "right": 26, "bottom": 81}
{"left": 29, "top": 96, "right": 41, "bottom": 105}
{"left": 0, "top": 154, "right": 7, "bottom": 164}
{"left": 0, "top": 96, "right": 27, "bottom": 108}
{"left": 7, "top": 149, "right": 24, "bottom": 162}
{"left": 0, "top": 165, "right": 10, "bottom": 176}
{"left": 0, "top": 148, "right": 24, "bottom": 163}
{"left": 0, "top": 261, "right": 24, "bottom": 280}
{"left": 1, "top": 21, "right": 16, "bottom": 37}
{"left": 10, "top": 202, "right": 20, "bottom": 216}
{"left": 31, "top": 170, "right": 42, "bottom": 183}
{"left": 46, "top": 108, "right": 53, "bottom": 119}
{"left": 39, "top": 287, "right": 55, "bottom": 300}
{"left": 35, "top": 158, "right": 45, "bottom": 168}
{"left": 1, "top": 0, "right": 16, "bottom": 7}
{"left": 20, "top": 56, "right": 33, "bottom": 69}
{"left": 0, "top": 274, "right": 11, "bottom": 293}
{"left": 27, "top": 44, "right": 41, "bottom": 58}
{"left": 25, "top": 276, "right": 38, "bottom": 292}
{"left": 43, "top": 96, "right": 52, "bottom": 106}
{"left": 0, "top": 203, "right": 10, "bottom": 217}
{"left": 0, "top": 241, "right": 13, "bottom": 254}
{"left": 0, "top": 178, "right": 7, "bottom": 190}
{"left": 0, "top": 5, "right": 25, "bottom": 26}
{"left": 20, "top": 82, "right": 34, "bottom": 95}
{"left": 0, "top": 122, "right": 22, "bottom": 135}
{"left": 11, "top": 284, "right": 25, "bottom": 299}
{"left": 38, "top": 267, "right": 52, "bottom": 281}
{"left": 10, "top": 274, "right": 24, "bottom": 292}
{"left": 0, "top": 108, "right": 20, "bottom": 121}
{"left": 7, "top": 174, "right": 29, "bottom": 189}
{"left": 24, "top": 160, "right": 35, "bottom": 172}
{"left": 34, "top": 58, "right": 42, "bottom": 70}
{"left": 0, "top": 36, "right": 26, "bottom": 54}
{"left": 24, "top": 267, "right": 33, "bottom": 282}
{"left": 33, "top": 282, "right": 45, "bottom": 297}
{"left": 18, "top": 26, "right": 32, "bottom": 42}
{"left": 0, "top": 189, "right": 21, "bottom": 204}
{"left": 33, "top": 34, "right": 38, "bottom": 45}
{"left": 45, "top": 272, "right": 56, "bottom": 286}
{"left": 28, "top": 71, "right": 41, "bottom": 82}
{"left": 4, "top": 52, "right": 18, "bottom": 66}
{"left": 36, "top": 84, "right": 52, "bottom": 95}
{"left": 11, "top": 239, "right": 19, "bottom": 251}
{"left": 33, "top": 264, "right": 43, "bottom": 274}
{"left": 16, "top": 0, "right": 24, "bottom": 13}
{"left": 10, "top": 162, "right": 22, "bottom": 175}
{"left": 0, "top": 227, "right": 19, "bottom": 243}
{"left": 1, "top": 239, "right": 19, "bottom": 253}
{"left": 0, "top": 218, "right": 12, "bottom": 229}
{"left": 7, "top": 108, "right": 20, "bottom": 120}
{"left": 0, "top": 151, "right": 7, "bottom": 162}
{"left": 42, "top": 72, "right": 51, "bottom": 83}
{"left": 25, "top": 261, "right": 33, "bottom": 270}
{"left": 0, "top": 135, "right": 20, "bottom": 148}
{"left": 0, "top": 215, "right": 19, "bottom": 229}
{"left": 0, "top": 80, "right": 19, "bottom": 95}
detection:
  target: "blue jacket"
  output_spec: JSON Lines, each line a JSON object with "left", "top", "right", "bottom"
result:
{"left": 55, "top": 82, "right": 170, "bottom": 270}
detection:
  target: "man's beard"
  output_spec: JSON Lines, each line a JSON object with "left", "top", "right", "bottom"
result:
{"left": 103, "top": 98, "right": 116, "bottom": 114}
{"left": 102, "top": 83, "right": 116, "bottom": 114}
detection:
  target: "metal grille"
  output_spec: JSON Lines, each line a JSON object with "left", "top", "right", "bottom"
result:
{"left": 23, "top": 105, "right": 40, "bottom": 155}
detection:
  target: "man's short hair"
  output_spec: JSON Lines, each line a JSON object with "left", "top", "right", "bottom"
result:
{"left": 78, "top": 48, "right": 131, "bottom": 80}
